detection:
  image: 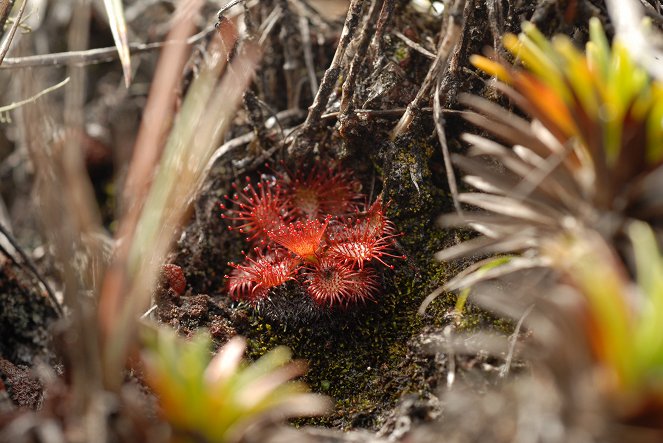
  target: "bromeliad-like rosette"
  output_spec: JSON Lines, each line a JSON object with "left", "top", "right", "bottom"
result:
{"left": 438, "top": 18, "right": 663, "bottom": 274}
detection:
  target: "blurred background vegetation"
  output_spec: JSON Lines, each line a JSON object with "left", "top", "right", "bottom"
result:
{"left": 2, "top": 0, "right": 663, "bottom": 442}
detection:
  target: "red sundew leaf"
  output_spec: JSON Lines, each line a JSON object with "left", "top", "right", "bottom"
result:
{"left": 358, "top": 197, "right": 397, "bottom": 238}
{"left": 329, "top": 225, "right": 405, "bottom": 269}
{"left": 303, "top": 258, "right": 378, "bottom": 307}
{"left": 226, "top": 248, "right": 300, "bottom": 302}
{"left": 328, "top": 199, "right": 406, "bottom": 269}
{"left": 282, "top": 165, "right": 362, "bottom": 219}
{"left": 267, "top": 216, "right": 331, "bottom": 261}
{"left": 220, "top": 176, "right": 291, "bottom": 242}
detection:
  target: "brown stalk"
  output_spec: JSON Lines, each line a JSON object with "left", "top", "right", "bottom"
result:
{"left": 369, "top": 0, "right": 395, "bottom": 58}
{"left": 0, "top": 0, "right": 15, "bottom": 34}
{"left": 434, "top": 80, "right": 463, "bottom": 215}
{"left": 339, "top": 0, "right": 383, "bottom": 120}
{"left": 98, "top": 0, "right": 205, "bottom": 387}
{"left": 0, "top": 0, "right": 26, "bottom": 66}
{"left": 301, "top": 0, "right": 364, "bottom": 129}
{"left": 98, "top": 2, "right": 259, "bottom": 389}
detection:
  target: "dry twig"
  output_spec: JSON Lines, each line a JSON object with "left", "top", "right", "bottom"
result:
{"left": 391, "top": 0, "right": 467, "bottom": 139}
{"left": 0, "top": 27, "right": 215, "bottom": 69}
{"left": 299, "top": 14, "right": 319, "bottom": 98}
{"left": 301, "top": 0, "right": 364, "bottom": 129}
{"left": 434, "top": 80, "right": 463, "bottom": 215}
{"left": 0, "top": 0, "right": 26, "bottom": 66}
{"left": 392, "top": 30, "right": 436, "bottom": 59}
{"left": 339, "top": 0, "right": 383, "bottom": 120}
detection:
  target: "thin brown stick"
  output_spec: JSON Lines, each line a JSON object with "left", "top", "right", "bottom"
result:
{"left": 392, "top": 30, "right": 436, "bottom": 59}
{"left": 0, "top": 0, "right": 26, "bottom": 66}
{"left": 434, "top": 80, "right": 463, "bottom": 215}
{"left": 258, "top": 5, "right": 283, "bottom": 46}
{"left": 299, "top": 14, "right": 318, "bottom": 98}
{"left": 0, "top": 26, "right": 214, "bottom": 69}
{"left": 339, "top": 0, "right": 383, "bottom": 119}
{"left": 370, "top": 0, "right": 395, "bottom": 57}
{"left": 323, "top": 106, "right": 443, "bottom": 120}
{"left": 301, "top": 0, "right": 364, "bottom": 128}
{"left": 486, "top": 0, "right": 503, "bottom": 54}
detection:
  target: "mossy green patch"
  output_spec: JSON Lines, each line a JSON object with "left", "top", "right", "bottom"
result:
{"left": 225, "top": 135, "right": 473, "bottom": 430}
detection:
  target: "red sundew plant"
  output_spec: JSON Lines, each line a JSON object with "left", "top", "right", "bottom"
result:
{"left": 221, "top": 165, "right": 405, "bottom": 308}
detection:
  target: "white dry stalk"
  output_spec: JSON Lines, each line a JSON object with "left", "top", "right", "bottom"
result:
{"left": 102, "top": 0, "right": 132, "bottom": 86}
{"left": 0, "top": 0, "right": 27, "bottom": 65}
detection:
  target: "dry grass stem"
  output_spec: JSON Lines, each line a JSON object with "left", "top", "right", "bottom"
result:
{"left": 434, "top": 80, "right": 462, "bottom": 215}
{"left": 0, "top": 77, "right": 69, "bottom": 114}
{"left": 339, "top": 0, "right": 383, "bottom": 120}
{"left": 302, "top": 0, "right": 364, "bottom": 128}
{"left": 102, "top": 0, "right": 132, "bottom": 86}
{"left": 0, "top": 0, "right": 26, "bottom": 66}
{"left": 99, "top": 4, "right": 260, "bottom": 387}
{"left": 0, "top": 28, "right": 214, "bottom": 69}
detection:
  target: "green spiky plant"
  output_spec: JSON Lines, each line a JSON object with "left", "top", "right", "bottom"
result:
{"left": 142, "top": 330, "right": 330, "bottom": 443}
{"left": 428, "top": 18, "right": 663, "bottom": 428}
{"left": 542, "top": 223, "right": 663, "bottom": 423}
{"left": 435, "top": 18, "right": 663, "bottom": 284}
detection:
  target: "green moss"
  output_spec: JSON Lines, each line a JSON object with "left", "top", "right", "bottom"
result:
{"left": 223, "top": 136, "right": 468, "bottom": 430}
{"left": 219, "top": 121, "right": 508, "bottom": 431}
{"left": 393, "top": 45, "right": 409, "bottom": 63}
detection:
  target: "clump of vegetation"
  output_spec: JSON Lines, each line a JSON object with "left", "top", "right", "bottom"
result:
{"left": 221, "top": 166, "right": 406, "bottom": 307}
{"left": 545, "top": 223, "right": 663, "bottom": 421}
{"left": 7, "top": 0, "right": 663, "bottom": 440}
{"left": 434, "top": 17, "right": 663, "bottom": 288}
{"left": 429, "top": 16, "right": 663, "bottom": 432}
{"left": 142, "top": 329, "right": 330, "bottom": 442}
